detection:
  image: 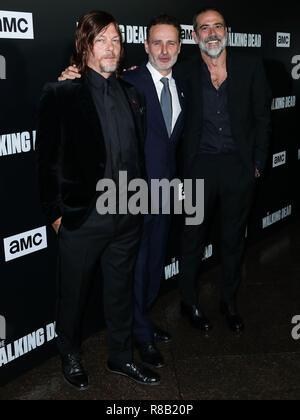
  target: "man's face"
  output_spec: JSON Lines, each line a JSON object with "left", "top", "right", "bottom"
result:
{"left": 193, "top": 10, "right": 227, "bottom": 59}
{"left": 87, "top": 23, "right": 121, "bottom": 77}
{"left": 145, "top": 24, "right": 181, "bottom": 73}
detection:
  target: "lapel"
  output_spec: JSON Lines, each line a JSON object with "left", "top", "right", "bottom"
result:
{"left": 119, "top": 79, "right": 146, "bottom": 151}
{"left": 74, "top": 78, "right": 104, "bottom": 141}
{"left": 65, "top": 78, "right": 107, "bottom": 178}
{"left": 225, "top": 50, "right": 239, "bottom": 135}
{"left": 188, "top": 56, "right": 204, "bottom": 134}
{"left": 170, "top": 76, "right": 186, "bottom": 142}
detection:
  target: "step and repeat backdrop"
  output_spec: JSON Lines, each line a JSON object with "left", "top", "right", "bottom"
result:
{"left": 0, "top": 0, "right": 299, "bottom": 385}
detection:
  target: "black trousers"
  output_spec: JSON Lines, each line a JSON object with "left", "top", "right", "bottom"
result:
{"left": 179, "top": 153, "right": 255, "bottom": 306}
{"left": 56, "top": 207, "right": 142, "bottom": 364}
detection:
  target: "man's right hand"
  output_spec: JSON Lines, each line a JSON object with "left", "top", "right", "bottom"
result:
{"left": 52, "top": 217, "right": 62, "bottom": 234}
{"left": 58, "top": 65, "right": 81, "bottom": 81}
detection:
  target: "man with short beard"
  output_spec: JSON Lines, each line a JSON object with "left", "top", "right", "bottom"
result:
{"left": 36, "top": 11, "right": 160, "bottom": 390}
{"left": 123, "top": 15, "right": 185, "bottom": 368}
{"left": 177, "top": 7, "right": 271, "bottom": 334}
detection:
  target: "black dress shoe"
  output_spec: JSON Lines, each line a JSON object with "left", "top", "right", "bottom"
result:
{"left": 220, "top": 302, "right": 245, "bottom": 333}
{"left": 181, "top": 301, "right": 212, "bottom": 332}
{"left": 107, "top": 360, "right": 160, "bottom": 386}
{"left": 153, "top": 327, "right": 172, "bottom": 343}
{"left": 138, "top": 342, "right": 165, "bottom": 368}
{"left": 61, "top": 353, "right": 88, "bottom": 390}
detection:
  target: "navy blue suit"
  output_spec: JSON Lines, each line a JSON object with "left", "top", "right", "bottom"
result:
{"left": 123, "top": 63, "right": 186, "bottom": 343}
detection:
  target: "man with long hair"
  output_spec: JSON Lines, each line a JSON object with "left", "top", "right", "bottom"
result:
{"left": 36, "top": 11, "right": 160, "bottom": 390}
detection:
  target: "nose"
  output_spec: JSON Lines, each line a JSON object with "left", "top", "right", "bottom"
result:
{"left": 161, "top": 43, "right": 168, "bottom": 55}
{"left": 106, "top": 40, "right": 114, "bottom": 51}
{"left": 208, "top": 26, "right": 217, "bottom": 37}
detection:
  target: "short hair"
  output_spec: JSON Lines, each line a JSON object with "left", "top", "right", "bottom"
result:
{"left": 193, "top": 7, "right": 227, "bottom": 32}
{"left": 146, "top": 14, "right": 182, "bottom": 42}
{"left": 71, "top": 10, "right": 124, "bottom": 75}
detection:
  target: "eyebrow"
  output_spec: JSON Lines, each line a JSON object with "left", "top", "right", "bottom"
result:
{"left": 151, "top": 39, "right": 177, "bottom": 42}
{"left": 96, "top": 35, "right": 120, "bottom": 39}
{"left": 199, "top": 22, "right": 224, "bottom": 28}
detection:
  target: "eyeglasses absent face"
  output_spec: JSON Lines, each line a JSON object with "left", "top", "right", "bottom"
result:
{"left": 87, "top": 23, "right": 121, "bottom": 77}
{"left": 195, "top": 10, "right": 226, "bottom": 39}
{"left": 145, "top": 24, "right": 181, "bottom": 73}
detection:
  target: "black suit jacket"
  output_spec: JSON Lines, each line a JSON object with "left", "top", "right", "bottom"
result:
{"left": 175, "top": 50, "right": 272, "bottom": 177}
{"left": 36, "top": 77, "right": 146, "bottom": 229}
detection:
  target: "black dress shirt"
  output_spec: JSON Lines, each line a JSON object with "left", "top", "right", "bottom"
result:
{"left": 86, "top": 67, "right": 141, "bottom": 182}
{"left": 199, "top": 63, "right": 236, "bottom": 155}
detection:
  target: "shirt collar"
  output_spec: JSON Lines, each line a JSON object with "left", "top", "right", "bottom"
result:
{"left": 146, "top": 61, "right": 174, "bottom": 85}
{"left": 86, "top": 67, "right": 116, "bottom": 89}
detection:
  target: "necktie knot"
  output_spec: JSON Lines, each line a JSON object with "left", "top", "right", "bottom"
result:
{"left": 160, "top": 77, "right": 169, "bottom": 87}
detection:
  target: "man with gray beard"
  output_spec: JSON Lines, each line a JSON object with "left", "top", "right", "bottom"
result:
{"left": 176, "top": 7, "right": 271, "bottom": 333}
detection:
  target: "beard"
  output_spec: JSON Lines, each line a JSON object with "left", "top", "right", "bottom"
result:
{"left": 99, "top": 55, "right": 120, "bottom": 73}
{"left": 198, "top": 35, "right": 228, "bottom": 59}
{"left": 101, "top": 64, "right": 118, "bottom": 73}
{"left": 148, "top": 53, "right": 179, "bottom": 72}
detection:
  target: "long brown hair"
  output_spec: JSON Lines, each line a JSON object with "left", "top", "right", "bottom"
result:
{"left": 71, "top": 11, "right": 124, "bottom": 76}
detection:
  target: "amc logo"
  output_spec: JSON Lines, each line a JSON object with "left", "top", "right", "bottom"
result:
{"left": 273, "top": 151, "right": 286, "bottom": 168}
{"left": 276, "top": 32, "right": 290, "bottom": 48}
{"left": 0, "top": 10, "right": 34, "bottom": 39}
{"left": 180, "top": 25, "right": 195, "bottom": 45}
{"left": 3, "top": 227, "right": 47, "bottom": 262}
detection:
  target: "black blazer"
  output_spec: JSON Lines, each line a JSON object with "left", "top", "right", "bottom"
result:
{"left": 175, "top": 50, "right": 272, "bottom": 177}
{"left": 36, "top": 77, "right": 146, "bottom": 230}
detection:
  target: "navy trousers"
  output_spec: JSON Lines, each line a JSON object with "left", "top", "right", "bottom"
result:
{"left": 133, "top": 213, "right": 172, "bottom": 343}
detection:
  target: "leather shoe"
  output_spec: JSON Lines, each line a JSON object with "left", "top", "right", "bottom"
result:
{"left": 181, "top": 301, "right": 212, "bottom": 332}
{"left": 61, "top": 353, "right": 88, "bottom": 390}
{"left": 220, "top": 302, "right": 245, "bottom": 333}
{"left": 153, "top": 327, "right": 172, "bottom": 343}
{"left": 138, "top": 342, "right": 165, "bottom": 368}
{"left": 107, "top": 360, "right": 160, "bottom": 386}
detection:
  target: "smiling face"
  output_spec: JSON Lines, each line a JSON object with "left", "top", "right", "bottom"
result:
{"left": 87, "top": 22, "right": 121, "bottom": 78}
{"left": 193, "top": 10, "right": 227, "bottom": 59}
{"left": 145, "top": 24, "right": 181, "bottom": 75}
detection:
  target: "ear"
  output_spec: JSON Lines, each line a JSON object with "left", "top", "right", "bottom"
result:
{"left": 144, "top": 40, "right": 149, "bottom": 54}
{"left": 192, "top": 31, "right": 198, "bottom": 45}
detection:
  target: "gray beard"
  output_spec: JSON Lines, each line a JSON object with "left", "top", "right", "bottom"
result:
{"left": 149, "top": 54, "right": 178, "bottom": 72}
{"left": 198, "top": 35, "right": 228, "bottom": 59}
{"left": 101, "top": 64, "right": 118, "bottom": 73}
